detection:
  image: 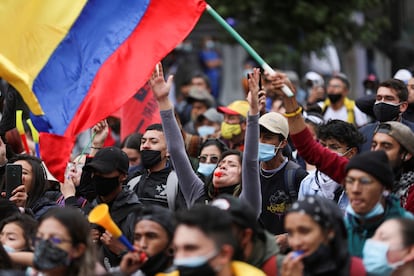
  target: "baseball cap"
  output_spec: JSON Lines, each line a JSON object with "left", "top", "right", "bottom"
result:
{"left": 374, "top": 121, "right": 414, "bottom": 155}
{"left": 198, "top": 107, "right": 223, "bottom": 124}
{"left": 217, "top": 100, "right": 249, "bottom": 118}
{"left": 187, "top": 87, "right": 215, "bottom": 108}
{"left": 304, "top": 71, "right": 324, "bottom": 87}
{"left": 259, "top": 112, "right": 289, "bottom": 139}
{"left": 393, "top": 69, "right": 412, "bottom": 84}
{"left": 84, "top": 147, "right": 129, "bottom": 174}
{"left": 211, "top": 194, "right": 265, "bottom": 241}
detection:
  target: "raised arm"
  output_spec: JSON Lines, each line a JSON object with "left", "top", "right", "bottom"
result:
{"left": 239, "top": 68, "right": 262, "bottom": 217}
{"left": 269, "top": 72, "right": 348, "bottom": 183}
{"left": 149, "top": 63, "right": 205, "bottom": 207}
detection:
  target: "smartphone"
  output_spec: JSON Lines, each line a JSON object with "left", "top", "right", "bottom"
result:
{"left": 258, "top": 73, "right": 262, "bottom": 90}
{"left": 5, "top": 164, "right": 22, "bottom": 199}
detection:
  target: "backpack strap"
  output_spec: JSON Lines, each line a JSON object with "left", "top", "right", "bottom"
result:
{"left": 165, "top": 170, "right": 178, "bottom": 210}
{"left": 284, "top": 161, "right": 300, "bottom": 201}
{"left": 344, "top": 97, "right": 356, "bottom": 125}
{"left": 321, "top": 98, "right": 330, "bottom": 114}
{"left": 126, "top": 172, "right": 178, "bottom": 210}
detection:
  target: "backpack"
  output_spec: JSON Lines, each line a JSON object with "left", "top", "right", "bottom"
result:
{"left": 126, "top": 171, "right": 178, "bottom": 210}
{"left": 284, "top": 161, "right": 301, "bottom": 201}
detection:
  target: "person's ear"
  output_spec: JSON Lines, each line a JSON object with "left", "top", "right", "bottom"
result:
{"left": 119, "top": 173, "right": 127, "bottom": 182}
{"left": 70, "top": 243, "right": 86, "bottom": 259}
{"left": 399, "top": 101, "right": 408, "bottom": 113}
{"left": 241, "top": 120, "right": 247, "bottom": 131}
{"left": 213, "top": 244, "right": 233, "bottom": 268}
{"left": 403, "top": 245, "right": 414, "bottom": 262}
{"left": 166, "top": 246, "right": 175, "bottom": 256}
{"left": 325, "top": 230, "right": 335, "bottom": 243}
{"left": 240, "top": 228, "right": 253, "bottom": 248}
{"left": 403, "top": 152, "right": 412, "bottom": 162}
{"left": 279, "top": 139, "right": 288, "bottom": 149}
{"left": 348, "top": 147, "right": 358, "bottom": 158}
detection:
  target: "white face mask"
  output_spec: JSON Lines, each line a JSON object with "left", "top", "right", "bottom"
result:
{"left": 363, "top": 239, "right": 406, "bottom": 276}
{"left": 337, "top": 148, "right": 352, "bottom": 157}
{"left": 197, "top": 126, "right": 216, "bottom": 137}
{"left": 173, "top": 250, "right": 218, "bottom": 267}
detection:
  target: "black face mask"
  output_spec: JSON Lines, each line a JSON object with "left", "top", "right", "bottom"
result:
{"left": 33, "top": 239, "right": 70, "bottom": 271}
{"left": 373, "top": 102, "right": 401, "bottom": 122}
{"left": 92, "top": 175, "right": 120, "bottom": 196}
{"left": 176, "top": 263, "right": 217, "bottom": 276}
{"left": 302, "top": 244, "right": 337, "bottom": 274}
{"left": 141, "top": 150, "right": 162, "bottom": 169}
{"left": 327, "top": 94, "right": 342, "bottom": 104}
{"left": 140, "top": 251, "right": 172, "bottom": 276}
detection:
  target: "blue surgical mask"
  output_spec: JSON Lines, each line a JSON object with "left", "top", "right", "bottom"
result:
{"left": 363, "top": 239, "right": 405, "bottom": 276}
{"left": 174, "top": 255, "right": 210, "bottom": 268}
{"left": 197, "top": 163, "right": 216, "bottom": 177}
{"left": 197, "top": 126, "right": 216, "bottom": 137}
{"left": 258, "top": 142, "right": 281, "bottom": 162}
{"left": 346, "top": 201, "right": 384, "bottom": 219}
{"left": 2, "top": 244, "right": 15, "bottom": 253}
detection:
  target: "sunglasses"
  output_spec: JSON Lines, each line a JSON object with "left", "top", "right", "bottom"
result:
{"left": 198, "top": 155, "right": 220, "bottom": 164}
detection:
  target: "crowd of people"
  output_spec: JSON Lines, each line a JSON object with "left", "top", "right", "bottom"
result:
{"left": 1, "top": 56, "right": 414, "bottom": 276}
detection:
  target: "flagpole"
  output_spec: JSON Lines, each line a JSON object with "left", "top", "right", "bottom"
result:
{"left": 205, "top": 4, "right": 294, "bottom": 97}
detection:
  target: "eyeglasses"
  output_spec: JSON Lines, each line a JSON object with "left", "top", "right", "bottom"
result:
{"left": 344, "top": 176, "right": 374, "bottom": 186}
{"left": 327, "top": 84, "right": 344, "bottom": 89}
{"left": 198, "top": 155, "right": 220, "bottom": 164}
{"left": 34, "top": 236, "right": 72, "bottom": 246}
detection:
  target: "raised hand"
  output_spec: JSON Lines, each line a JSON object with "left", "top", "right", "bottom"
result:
{"left": 246, "top": 68, "right": 261, "bottom": 115}
{"left": 149, "top": 63, "right": 174, "bottom": 108}
{"left": 265, "top": 71, "right": 296, "bottom": 98}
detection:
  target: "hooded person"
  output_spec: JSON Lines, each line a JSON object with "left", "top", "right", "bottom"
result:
{"left": 119, "top": 205, "right": 175, "bottom": 276}
{"left": 84, "top": 146, "right": 142, "bottom": 268}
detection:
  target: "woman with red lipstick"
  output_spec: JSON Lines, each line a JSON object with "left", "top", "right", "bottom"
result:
{"left": 149, "top": 64, "right": 263, "bottom": 217}
{"left": 282, "top": 195, "right": 365, "bottom": 276}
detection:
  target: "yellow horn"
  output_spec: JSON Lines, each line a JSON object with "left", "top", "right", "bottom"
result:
{"left": 88, "top": 204, "right": 122, "bottom": 238}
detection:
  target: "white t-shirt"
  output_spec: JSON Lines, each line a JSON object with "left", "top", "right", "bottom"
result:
{"left": 319, "top": 102, "right": 368, "bottom": 127}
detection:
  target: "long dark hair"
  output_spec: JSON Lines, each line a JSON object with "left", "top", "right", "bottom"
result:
{"left": 38, "top": 207, "right": 96, "bottom": 276}
{"left": 9, "top": 155, "right": 47, "bottom": 209}
{"left": 206, "top": 149, "right": 243, "bottom": 199}
{"left": 287, "top": 196, "right": 351, "bottom": 276}
{"left": 0, "top": 214, "right": 37, "bottom": 251}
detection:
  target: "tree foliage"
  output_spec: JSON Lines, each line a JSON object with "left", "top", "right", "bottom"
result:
{"left": 207, "top": 0, "right": 390, "bottom": 66}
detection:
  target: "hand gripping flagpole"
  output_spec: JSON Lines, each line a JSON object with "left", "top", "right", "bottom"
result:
{"left": 205, "top": 4, "right": 294, "bottom": 97}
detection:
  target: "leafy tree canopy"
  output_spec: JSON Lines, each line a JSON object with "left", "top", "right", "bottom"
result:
{"left": 207, "top": 0, "right": 390, "bottom": 66}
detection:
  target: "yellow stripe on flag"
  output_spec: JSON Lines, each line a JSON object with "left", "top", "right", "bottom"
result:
{"left": 0, "top": 0, "right": 87, "bottom": 115}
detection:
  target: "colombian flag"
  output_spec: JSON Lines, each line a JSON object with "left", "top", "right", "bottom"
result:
{"left": 0, "top": 0, "right": 205, "bottom": 181}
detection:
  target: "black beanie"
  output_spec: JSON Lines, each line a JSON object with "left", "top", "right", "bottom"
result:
{"left": 345, "top": 151, "right": 393, "bottom": 189}
{"left": 135, "top": 205, "right": 175, "bottom": 239}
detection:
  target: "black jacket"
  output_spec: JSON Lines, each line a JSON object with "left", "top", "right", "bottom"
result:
{"left": 91, "top": 188, "right": 142, "bottom": 268}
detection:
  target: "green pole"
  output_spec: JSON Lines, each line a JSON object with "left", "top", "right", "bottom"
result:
{"left": 205, "top": 4, "right": 293, "bottom": 97}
